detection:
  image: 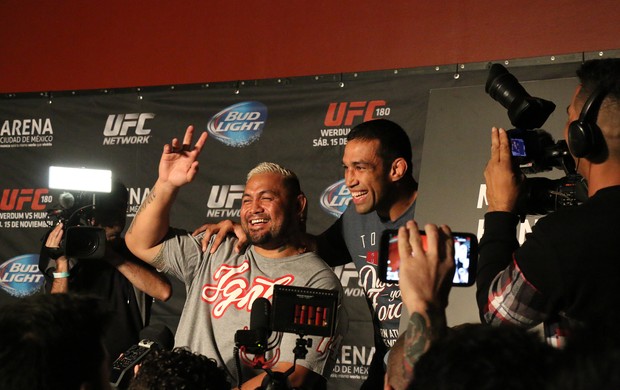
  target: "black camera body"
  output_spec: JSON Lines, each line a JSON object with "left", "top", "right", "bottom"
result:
{"left": 64, "top": 226, "right": 106, "bottom": 259}
{"left": 46, "top": 192, "right": 106, "bottom": 260}
{"left": 486, "top": 64, "right": 588, "bottom": 217}
{"left": 505, "top": 128, "right": 573, "bottom": 174}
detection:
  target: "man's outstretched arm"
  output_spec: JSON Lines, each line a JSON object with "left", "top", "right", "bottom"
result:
{"left": 126, "top": 125, "right": 207, "bottom": 266}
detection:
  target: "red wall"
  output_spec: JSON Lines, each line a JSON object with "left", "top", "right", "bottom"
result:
{"left": 1, "top": 0, "right": 620, "bottom": 93}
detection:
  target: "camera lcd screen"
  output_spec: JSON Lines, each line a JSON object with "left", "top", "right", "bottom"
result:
{"left": 379, "top": 230, "right": 478, "bottom": 287}
{"left": 510, "top": 137, "right": 527, "bottom": 157}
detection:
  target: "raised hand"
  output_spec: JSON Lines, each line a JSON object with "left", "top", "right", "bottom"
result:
{"left": 484, "top": 127, "right": 522, "bottom": 213}
{"left": 158, "top": 125, "right": 208, "bottom": 188}
{"left": 397, "top": 220, "right": 454, "bottom": 313}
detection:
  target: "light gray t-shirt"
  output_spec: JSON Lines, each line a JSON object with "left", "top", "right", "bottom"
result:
{"left": 160, "top": 229, "right": 345, "bottom": 386}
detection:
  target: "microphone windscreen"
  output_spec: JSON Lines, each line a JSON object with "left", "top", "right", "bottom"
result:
{"left": 59, "top": 192, "right": 75, "bottom": 209}
{"left": 139, "top": 324, "right": 174, "bottom": 350}
{"left": 250, "top": 297, "right": 271, "bottom": 337}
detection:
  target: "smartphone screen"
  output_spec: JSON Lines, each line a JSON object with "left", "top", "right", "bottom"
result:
{"left": 379, "top": 229, "right": 478, "bottom": 286}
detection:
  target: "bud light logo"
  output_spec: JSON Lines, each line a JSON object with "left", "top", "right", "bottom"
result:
{"left": 207, "top": 101, "right": 268, "bottom": 147}
{"left": 320, "top": 179, "right": 351, "bottom": 217}
{"left": 0, "top": 254, "right": 44, "bottom": 297}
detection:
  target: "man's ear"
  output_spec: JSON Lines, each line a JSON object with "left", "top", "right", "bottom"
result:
{"left": 297, "top": 193, "right": 308, "bottom": 221}
{"left": 389, "top": 157, "right": 408, "bottom": 182}
{"left": 294, "top": 193, "right": 308, "bottom": 232}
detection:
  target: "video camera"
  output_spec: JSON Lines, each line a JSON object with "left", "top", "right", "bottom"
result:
{"left": 485, "top": 63, "right": 588, "bottom": 218}
{"left": 45, "top": 166, "right": 114, "bottom": 260}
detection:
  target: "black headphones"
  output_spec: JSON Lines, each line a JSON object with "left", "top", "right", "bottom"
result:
{"left": 567, "top": 86, "right": 609, "bottom": 158}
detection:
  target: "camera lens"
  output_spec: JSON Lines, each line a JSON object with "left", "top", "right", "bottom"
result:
{"left": 485, "top": 63, "right": 556, "bottom": 129}
{"left": 485, "top": 64, "right": 528, "bottom": 110}
{"left": 65, "top": 227, "right": 106, "bottom": 259}
{"left": 71, "top": 230, "right": 98, "bottom": 254}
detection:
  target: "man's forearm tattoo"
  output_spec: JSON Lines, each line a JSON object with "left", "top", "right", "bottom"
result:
{"left": 127, "top": 188, "right": 156, "bottom": 234}
{"left": 403, "top": 308, "right": 447, "bottom": 375}
{"left": 404, "top": 312, "right": 430, "bottom": 372}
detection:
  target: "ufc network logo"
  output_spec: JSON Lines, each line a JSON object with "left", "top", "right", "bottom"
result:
{"left": 334, "top": 263, "right": 361, "bottom": 288}
{"left": 324, "top": 100, "right": 388, "bottom": 127}
{"left": 0, "top": 189, "right": 48, "bottom": 211}
{"left": 103, "top": 113, "right": 155, "bottom": 136}
{"left": 207, "top": 185, "right": 245, "bottom": 208}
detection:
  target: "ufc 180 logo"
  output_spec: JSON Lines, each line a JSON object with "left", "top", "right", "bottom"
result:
{"left": 324, "top": 100, "right": 389, "bottom": 127}
{"left": 0, "top": 189, "right": 49, "bottom": 211}
{"left": 103, "top": 113, "right": 155, "bottom": 136}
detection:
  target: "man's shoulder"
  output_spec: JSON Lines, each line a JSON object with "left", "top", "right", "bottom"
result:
{"left": 304, "top": 251, "right": 339, "bottom": 271}
{"left": 172, "top": 229, "right": 240, "bottom": 250}
{"left": 281, "top": 251, "right": 340, "bottom": 276}
{"left": 536, "top": 191, "right": 616, "bottom": 225}
{"left": 302, "top": 249, "right": 329, "bottom": 260}
{"left": 301, "top": 252, "right": 343, "bottom": 286}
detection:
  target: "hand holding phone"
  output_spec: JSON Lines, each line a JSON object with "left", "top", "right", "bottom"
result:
{"left": 378, "top": 227, "right": 478, "bottom": 286}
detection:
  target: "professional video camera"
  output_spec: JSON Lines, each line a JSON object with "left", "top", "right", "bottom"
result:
{"left": 234, "top": 285, "right": 339, "bottom": 390}
{"left": 44, "top": 166, "right": 114, "bottom": 260}
{"left": 485, "top": 63, "right": 588, "bottom": 218}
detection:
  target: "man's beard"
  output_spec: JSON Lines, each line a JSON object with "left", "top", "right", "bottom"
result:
{"left": 247, "top": 230, "right": 274, "bottom": 246}
{"left": 243, "top": 216, "right": 293, "bottom": 248}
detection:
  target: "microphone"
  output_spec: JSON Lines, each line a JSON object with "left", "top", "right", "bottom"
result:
{"left": 109, "top": 324, "right": 174, "bottom": 388}
{"left": 235, "top": 297, "right": 272, "bottom": 355}
{"left": 250, "top": 297, "right": 272, "bottom": 352}
{"left": 59, "top": 191, "right": 75, "bottom": 209}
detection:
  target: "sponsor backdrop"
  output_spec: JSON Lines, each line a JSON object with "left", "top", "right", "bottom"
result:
{"left": 0, "top": 57, "right": 594, "bottom": 388}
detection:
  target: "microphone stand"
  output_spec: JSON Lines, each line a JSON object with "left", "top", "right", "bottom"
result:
{"left": 260, "top": 334, "right": 311, "bottom": 390}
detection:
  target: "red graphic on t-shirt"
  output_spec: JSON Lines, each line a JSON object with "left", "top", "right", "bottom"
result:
{"left": 201, "top": 260, "right": 295, "bottom": 318}
{"left": 366, "top": 250, "right": 378, "bottom": 265}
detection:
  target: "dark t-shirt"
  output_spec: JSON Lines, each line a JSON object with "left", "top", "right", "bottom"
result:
{"left": 317, "top": 201, "right": 416, "bottom": 351}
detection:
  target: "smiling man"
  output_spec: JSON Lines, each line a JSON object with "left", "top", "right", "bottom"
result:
{"left": 194, "top": 119, "right": 419, "bottom": 389}
{"left": 125, "top": 126, "right": 343, "bottom": 390}
{"left": 314, "top": 119, "right": 419, "bottom": 389}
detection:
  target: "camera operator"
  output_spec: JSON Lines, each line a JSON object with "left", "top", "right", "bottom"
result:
{"left": 476, "top": 58, "right": 620, "bottom": 347}
{"left": 40, "top": 180, "right": 172, "bottom": 363}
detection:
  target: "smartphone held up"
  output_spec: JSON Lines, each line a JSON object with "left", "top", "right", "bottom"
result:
{"left": 378, "top": 229, "right": 478, "bottom": 286}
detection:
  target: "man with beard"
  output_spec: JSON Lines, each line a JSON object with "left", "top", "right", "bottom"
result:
{"left": 125, "top": 126, "right": 343, "bottom": 390}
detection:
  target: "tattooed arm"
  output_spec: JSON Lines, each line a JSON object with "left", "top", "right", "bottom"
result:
{"left": 125, "top": 125, "right": 208, "bottom": 266}
{"left": 386, "top": 220, "right": 454, "bottom": 389}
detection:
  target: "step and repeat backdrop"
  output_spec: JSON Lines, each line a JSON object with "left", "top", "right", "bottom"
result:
{"left": 0, "top": 57, "right": 594, "bottom": 388}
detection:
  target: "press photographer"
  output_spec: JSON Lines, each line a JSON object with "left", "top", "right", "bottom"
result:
{"left": 40, "top": 174, "right": 171, "bottom": 363}
{"left": 476, "top": 58, "right": 620, "bottom": 348}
